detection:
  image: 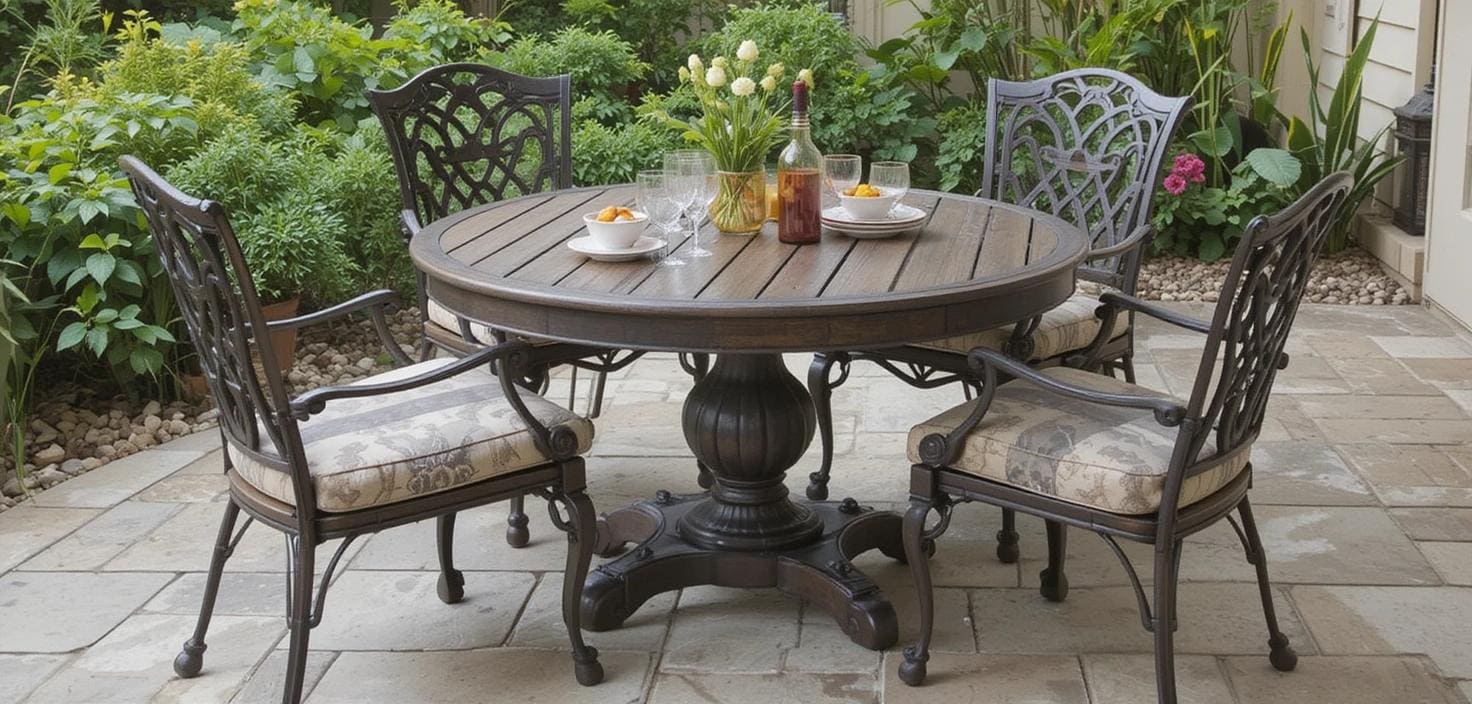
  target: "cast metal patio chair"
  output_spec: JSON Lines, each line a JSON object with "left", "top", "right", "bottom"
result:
{"left": 896, "top": 172, "right": 1353, "bottom": 703}
{"left": 806, "top": 67, "right": 1190, "bottom": 566}
{"left": 369, "top": 63, "right": 626, "bottom": 549}
{"left": 120, "top": 156, "right": 605, "bottom": 703}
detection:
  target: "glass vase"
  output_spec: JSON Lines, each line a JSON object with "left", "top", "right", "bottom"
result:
{"left": 710, "top": 169, "right": 767, "bottom": 235}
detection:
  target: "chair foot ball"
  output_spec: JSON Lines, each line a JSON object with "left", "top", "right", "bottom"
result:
{"left": 898, "top": 646, "right": 928, "bottom": 687}
{"left": 1268, "top": 635, "right": 1297, "bottom": 672}
{"left": 995, "top": 531, "right": 1020, "bottom": 564}
{"left": 1039, "top": 568, "right": 1069, "bottom": 603}
{"left": 506, "top": 521, "right": 530, "bottom": 549}
{"left": 805, "top": 476, "right": 829, "bottom": 501}
{"left": 574, "top": 648, "right": 603, "bottom": 686}
{"left": 173, "top": 640, "right": 205, "bottom": 678}
{"left": 437, "top": 570, "right": 465, "bottom": 604}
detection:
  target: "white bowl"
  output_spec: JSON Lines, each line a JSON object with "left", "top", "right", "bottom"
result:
{"left": 582, "top": 211, "right": 648, "bottom": 249}
{"left": 838, "top": 192, "right": 900, "bottom": 221}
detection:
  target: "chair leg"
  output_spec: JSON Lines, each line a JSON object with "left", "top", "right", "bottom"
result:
{"left": 995, "top": 508, "right": 1020, "bottom": 563}
{"left": 805, "top": 353, "right": 841, "bottom": 501}
{"left": 174, "top": 500, "right": 242, "bottom": 678}
{"left": 560, "top": 488, "right": 604, "bottom": 686}
{"left": 436, "top": 512, "right": 465, "bottom": 604}
{"left": 1039, "top": 520, "right": 1069, "bottom": 602}
{"left": 1238, "top": 497, "right": 1298, "bottom": 672}
{"left": 282, "top": 537, "right": 317, "bottom": 704}
{"left": 1151, "top": 540, "right": 1181, "bottom": 704}
{"left": 898, "top": 498, "right": 936, "bottom": 687}
{"left": 587, "top": 370, "right": 608, "bottom": 419}
{"left": 506, "top": 494, "right": 530, "bottom": 548}
{"left": 1122, "top": 354, "right": 1138, "bottom": 384}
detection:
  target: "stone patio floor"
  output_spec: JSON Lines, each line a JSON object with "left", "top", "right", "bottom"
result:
{"left": 3, "top": 303, "right": 1472, "bottom": 703}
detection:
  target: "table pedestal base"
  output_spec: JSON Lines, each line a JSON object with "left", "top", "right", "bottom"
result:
{"left": 584, "top": 494, "right": 904, "bottom": 649}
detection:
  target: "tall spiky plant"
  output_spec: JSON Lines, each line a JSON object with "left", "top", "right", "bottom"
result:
{"left": 1288, "top": 15, "right": 1403, "bottom": 252}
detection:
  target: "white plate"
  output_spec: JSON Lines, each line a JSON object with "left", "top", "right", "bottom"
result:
{"left": 821, "top": 203, "right": 927, "bottom": 238}
{"left": 567, "top": 235, "right": 665, "bottom": 262}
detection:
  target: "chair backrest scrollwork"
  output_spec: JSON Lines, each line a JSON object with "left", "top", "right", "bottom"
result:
{"left": 1180, "top": 172, "right": 1353, "bottom": 473}
{"left": 119, "top": 156, "right": 305, "bottom": 488}
{"left": 369, "top": 63, "right": 573, "bottom": 233}
{"left": 982, "top": 69, "right": 1191, "bottom": 292}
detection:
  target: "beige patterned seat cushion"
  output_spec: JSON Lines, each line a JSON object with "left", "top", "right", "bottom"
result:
{"left": 228, "top": 358, "right": 593, "bottom": 512}
{"left": 907, "top": 367, "right": 1248, "bottom": 515}
{"left": 912, "top": 290, "right": 1127, "bottom": 362}
{"left": 426, "top": 299, "right": 556, "bottom": 346}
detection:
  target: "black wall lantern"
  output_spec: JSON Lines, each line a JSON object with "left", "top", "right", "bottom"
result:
{"left": 1392, "top": 67, "right": 1434, "bottom": 236}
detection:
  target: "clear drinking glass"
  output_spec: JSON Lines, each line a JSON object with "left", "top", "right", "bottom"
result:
{"left": 637, "top": 170, "right": 686, "bottom": 266}
{"left": 869, "top": 161, "right": 911, "bottom": 215}
{"left": 665, "top": 150, "right": 715, "bottom": 258}
{"left": 822, "top": 154, "right": 862, "bottom": 198}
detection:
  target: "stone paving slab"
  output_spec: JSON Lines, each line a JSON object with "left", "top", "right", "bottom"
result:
{"left": 0, "top": 572, "right": 173, "bottom": 653}
{"left": 879, "top": 653, "right": 1090, "bottom": 703}
{"left": 301, "top": 571, "right": 534, "bottom": 651}
{"left": 29, "top": 449, "right": 207, "bottom": 509}
{"left": 1081, "top": 654, "right": 1234, "bottom": 704}
{"left": 1224, "top": 655, "right": 1462, "bottom": 703}
{"left": 304, "top": 649, "right": 651, "bottom": 703}
{"left": 1290, "top": 586, "right": 1472, "bottom": 679}
{"left": 0, "top": 505, "right": 99, "bottom": 573}
{"left": 649, "top": 672, "right": 878, "bottom": 703}
{"left": 17, "top": 502, "right": 181, "bottom": 571}
{"left": 0, "top": 654, "right": 69, "bottom": 703}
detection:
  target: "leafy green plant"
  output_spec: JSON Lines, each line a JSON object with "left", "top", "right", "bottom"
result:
{"left": 572, "top": 116, "right": 678, "bottom": 186}
{"left": 383, "top": 0, "right": 512, "bottom": 67}
{"left": 1288, "top": 16, "right": 1402, "bottom": 253}
{"left": 231, "top": 0, "right": 410, "bottom": 130}
{"left": 560, "top": 0, "right": 714, "bottom": 91}
{"left": 1153, "top": 148, "right": 1300, "bottom": 260}
{"left": 934, "top": 101, "right": 988, "bottom": 193}
{"left": 495, "top": 26, "right": 648, "bottom": 126}
{"left": 233, "top": 190, "right": 357, "bottom": 305}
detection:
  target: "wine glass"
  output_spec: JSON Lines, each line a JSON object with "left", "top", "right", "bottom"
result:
{"left": 666, "top": 150, "right": 715, "bottom": 258}
{"left": 637, "top": 170, "right": 686, "bottom": 266}
{"left": 869, "top": 161, "right": 911, "bottom": 215}
{"left": 822, "top": 154, "right": 862, "bottom": 199}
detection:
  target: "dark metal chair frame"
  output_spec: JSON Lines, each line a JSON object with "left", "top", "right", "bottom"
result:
{"left": 896, "top": 173, "right": 1353, "bottom": 702}
{"left": 120, "top": 156, "right": 606, "bottom": 704}
{"left": 369, "top": 62, "right": 643, "bottom": 548}
{"left": 806, "top": 68, "right": 1191, "bottom": 565}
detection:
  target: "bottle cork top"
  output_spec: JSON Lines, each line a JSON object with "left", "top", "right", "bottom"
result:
{"left": 792, "top": 80, "right": 808, "bottom": 113}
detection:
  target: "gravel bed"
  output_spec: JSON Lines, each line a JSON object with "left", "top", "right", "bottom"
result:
{"left": 1137, "top": 246, "right": 1410, "bottom": 305}
{"left": 0, "top": 309, "right": 421, "bottom": 513}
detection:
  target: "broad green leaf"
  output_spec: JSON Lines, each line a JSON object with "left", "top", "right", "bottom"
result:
{"left": 56, "top": 321, "right": 87, "bottom": 351}
{"left": 1244, "top": 148, "right": 1302, "bottom": 187}
{"left": 1199, "top": 233, "right": 1227, "bottom": 261}
{"left": 84, "top": 327, "right": 107, "bottom": 356}
{"left": 932, "top": 49, "right": 959, "bottom": 71}
{"left": 1, "top": 203, "right": 29, "bottom": 227}
{"left": 956, "top": 27, "right": 987, "bottom": 53}
{"left": 79, "top": 233, "right": 106, "bottom": 249}
{"left": 47, "top": 163, "right": 72, "bottom": 184}
{"left": 1189, "top": 127, "right": 1232, "bottom": 158}
{"left": 86, "top": 252, "right": 116, "bottom": 285}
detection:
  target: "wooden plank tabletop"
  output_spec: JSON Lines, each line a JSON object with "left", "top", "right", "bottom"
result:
{"left": 412, "top": 186, "right": 1087, "bottom": 353}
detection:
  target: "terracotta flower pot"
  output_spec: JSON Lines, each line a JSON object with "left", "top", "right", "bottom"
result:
{"left": 259, "top": 297, "right": 301, "bottom": 373}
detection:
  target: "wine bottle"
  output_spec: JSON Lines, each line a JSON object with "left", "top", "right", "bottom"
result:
{"left": 777, "top": 80, "right": 822, "bottom": 245}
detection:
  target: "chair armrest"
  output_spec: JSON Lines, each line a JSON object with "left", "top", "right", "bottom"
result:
{"left": 913, "top": 346, "right": 1187, "bottom": 467}
{"left": 1084, "top": 224, "right": 1154, "bottom": 263}
{"left": 266, "top": 289, "right": 413, "bottom": 368}
{"left": 1097, "top": 291, "right": 1211, "bottom": 335}
{"left": 289, "top": 339, "right": 526, "bottom": 419}
{"left": 400, "top": 209, "right": 422, "bottom": 243}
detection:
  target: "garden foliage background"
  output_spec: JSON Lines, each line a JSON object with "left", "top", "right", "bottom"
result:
{"left": 0, "top": 0, "right": 1394, "bottom": 466}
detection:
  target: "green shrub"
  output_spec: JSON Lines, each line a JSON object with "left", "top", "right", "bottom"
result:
{"left": 383, "top": 0, "right": 512, "bottom": 68}
{"left": 314, "top": 123, "right": 412, "bottom": 293}
{"left": 934, "top": 101, "right": 987, "bottom": 194}
{"left": 1153, "top": 150, "right": 1301, "bottom": 261}
{"left": 572, "top": 116, "right": 679, "bottom": 186}
{"left": 166, "top": 123, "right": 298, "bottom": 212}
{"left": 495, "top": 27, "right": 647, "bottom": 125}
{"left": 231, "top": 0, "right": 409, "bottom": 129}
{"left": 234, "top": 190, "right": 357, "bottom": 305}
{"left": 98, "top": 27, "right": 296, "bottom": 143}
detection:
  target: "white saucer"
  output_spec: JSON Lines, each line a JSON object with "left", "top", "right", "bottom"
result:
{"left": 821, "top": 203, "right": 927, "bottom": 238}
{"left": 567, "top": 235, "right": 665, "bottom": 262}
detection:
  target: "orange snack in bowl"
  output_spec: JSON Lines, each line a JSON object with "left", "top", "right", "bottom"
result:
{"left": 616, "top": 207, "right": 636, "bottom": 221}
{"left": 596, "top": 206, "right": 619, "bottom": 223}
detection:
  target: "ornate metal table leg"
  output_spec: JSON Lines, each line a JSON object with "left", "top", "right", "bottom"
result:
{"left": 580, "top": 353, "right": 901, "bottom": 650}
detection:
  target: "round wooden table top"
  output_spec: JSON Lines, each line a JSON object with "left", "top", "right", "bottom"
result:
{"left": 411, "top": 186, "right": 1088, "bottom": 353}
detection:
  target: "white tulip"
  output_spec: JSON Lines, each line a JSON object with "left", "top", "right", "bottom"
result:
{"left": 767, "top": 62, "right": 784, "bottom": 78}
{"left": 705, "top": 65, "right": 727, "bottom": 88}
{"left": 731, "top": 76, "right": 756, "bottom": 97}
{"left": 687, "top": 54, "right": 703, "bottom": 72}
{"left": 760, "top": 75, "right": 777, "bottom": 92}
{"left": 737, "top": 40, "right": 758, "bottom": 62}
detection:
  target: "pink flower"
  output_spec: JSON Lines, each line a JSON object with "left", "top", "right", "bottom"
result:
{"left": 1163, "top": 173, "right": 1188, "bottom": 196}
{"left": 1173, "top": 153, "right": 1206, "bottom": 181}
